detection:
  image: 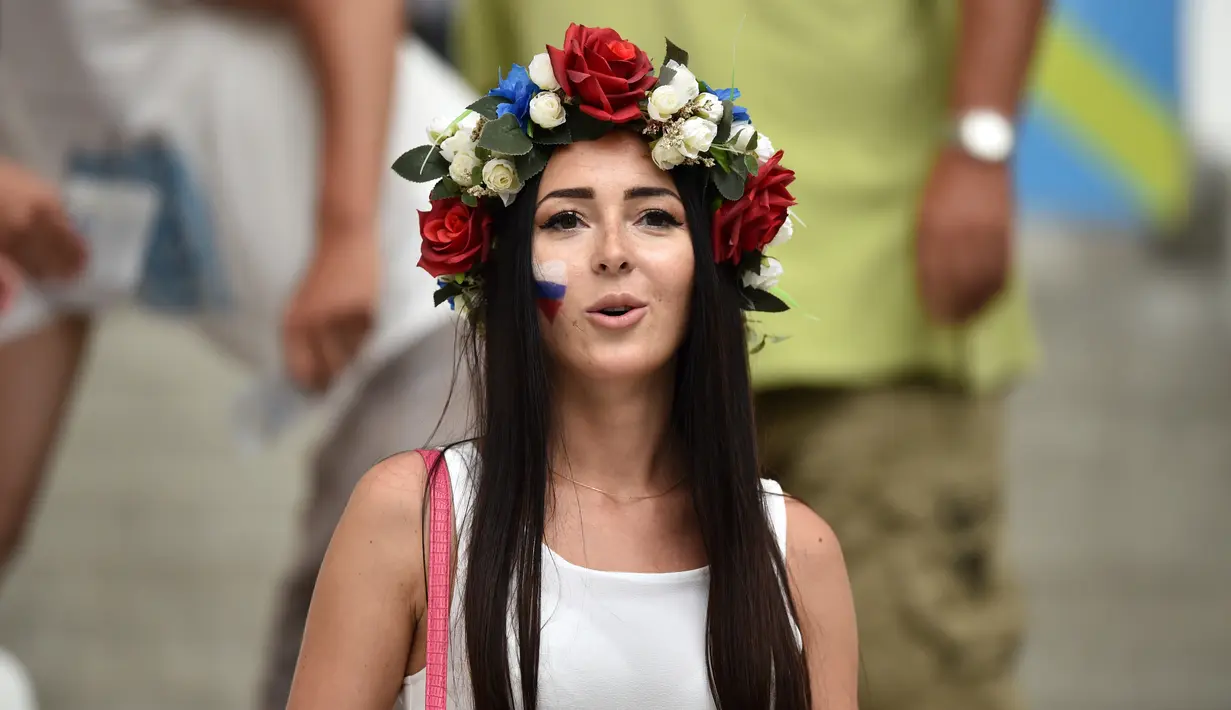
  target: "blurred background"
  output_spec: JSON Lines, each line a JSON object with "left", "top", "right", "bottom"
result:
{"left": 0, "top": 1, "right": 1228, "bottom": 709}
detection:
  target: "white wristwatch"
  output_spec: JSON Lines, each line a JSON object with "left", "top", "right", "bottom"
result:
{"left": 952, "top": 109, "right": 1016, "bottom": 164}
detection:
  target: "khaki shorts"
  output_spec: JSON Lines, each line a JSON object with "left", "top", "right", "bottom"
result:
{"left": 757, "top": 384, "right": 1024, "bottom": 710}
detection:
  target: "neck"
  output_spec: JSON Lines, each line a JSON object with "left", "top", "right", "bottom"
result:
{"left": 549, "top": 365, "right": 680, "bottom": 495}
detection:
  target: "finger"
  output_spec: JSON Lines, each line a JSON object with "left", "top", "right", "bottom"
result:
{"left": 43, "top": 209, "right": 89, "bottom": 279}
{"left": 0, "top": 254, "right": 21, "bottom": 313}
{"left": 284, "top": 327, "right": 321, "bottom": 392}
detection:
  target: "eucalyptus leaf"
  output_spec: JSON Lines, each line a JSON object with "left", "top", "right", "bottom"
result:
{"left": 461, "top": 193, "right": 479, "bottom": 207}
{"left": 515, "top": 148, "right": 549, "bottom": 182}
{"left": 477, "top": 113, "right": 533, "bottom": 156}
{"left": 467, "top": 96, "right": 504, "bottom": 120}
{"left": 711, "top": 166, "right": 746, "bottom": 201}
{"left": 429, "top": 178, "right": 462, "bottom": 200}
{"left": 742, "top": 288, "right": 789, "bottom": 313}
{"left": 564, "top": 105, "right": 611, "bottom": 142}
{"left": 746, "top": 130, "right": 759, "bottom": 153}
{"left": 392, "top": 145, "right": 449, "bottom": 183}
{"left": 744, "top": 154, "right": 760, "bottom": 176}
{"left": 715, "top": 100, "right": 735, "bottom": 143}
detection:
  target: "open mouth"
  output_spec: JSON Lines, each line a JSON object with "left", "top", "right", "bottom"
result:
{"left": 585, "top": 295, "right": 648, "bottom": 329}
{"left": 597, "top": 306, "right": 634, "bottom": 317}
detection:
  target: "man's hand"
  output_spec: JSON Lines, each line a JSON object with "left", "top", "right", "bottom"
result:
{"left": 0, "top": 254, "right": 22, "bottom": 314}
{"left": 282, "top": 229, "right": 379, "bottom": 392}
{"left": 915, "top": 147, "right": 1013, "bottom": 325}
{"left": 0, "top": 160, "right": 88, "bottom": 281}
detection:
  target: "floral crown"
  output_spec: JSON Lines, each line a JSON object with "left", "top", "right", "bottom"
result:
{"left": 394, "top": 24, "right": 798, "bottom": 317}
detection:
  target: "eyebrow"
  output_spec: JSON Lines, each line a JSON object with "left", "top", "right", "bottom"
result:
{"left": 536, "top": 185, "right": 682, "bottom": 208}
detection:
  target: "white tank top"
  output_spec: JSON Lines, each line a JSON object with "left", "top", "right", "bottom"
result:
{"left": 400, "top": 442, "right": 790, "bottom": 709}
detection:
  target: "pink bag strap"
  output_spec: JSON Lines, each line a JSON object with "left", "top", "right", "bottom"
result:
{"left": 417, "top": 449, "right": 453, "bottom": 710}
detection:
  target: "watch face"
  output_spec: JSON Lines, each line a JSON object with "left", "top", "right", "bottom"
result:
{"left": 959, "top": 110, "right": 1015, "bottom": 163}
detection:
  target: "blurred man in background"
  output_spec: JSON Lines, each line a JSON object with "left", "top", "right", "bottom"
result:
{"left": 0, "top": 1, "right": 472, "bottom": 706}
{"left": 458, "top": 1, "right": 1045, "bottom": 709}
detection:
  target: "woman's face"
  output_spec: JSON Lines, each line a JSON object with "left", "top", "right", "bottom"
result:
{"left": 531, "top": 132, "right": 695, "bottom": 381}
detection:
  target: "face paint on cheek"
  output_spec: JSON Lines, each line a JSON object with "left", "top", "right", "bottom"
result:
{"left": 532, "top": 260, "right": 567, "bottom": 322}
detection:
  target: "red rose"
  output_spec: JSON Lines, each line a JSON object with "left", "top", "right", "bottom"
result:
{"left": 547, "top": 24, "right": 656, "bottom": 124}
{"left": 417, "top": 198, "right": 492, "bottom": 278}
{"left": 711, "top": 151, "right": 797, "bottom": 265}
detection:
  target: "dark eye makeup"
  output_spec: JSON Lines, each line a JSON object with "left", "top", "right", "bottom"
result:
{"left": 538, "top": 209, "right": 683, "bottom": 232}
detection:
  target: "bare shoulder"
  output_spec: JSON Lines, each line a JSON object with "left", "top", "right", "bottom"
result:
{"left": 783, "top": 496, "right": 846, "bottom": 578}
{"left": 783, "top": 497, "right": 860, "bottom": 709}
{"left": 347, "top": 450, "right": 430, "bottom": 527}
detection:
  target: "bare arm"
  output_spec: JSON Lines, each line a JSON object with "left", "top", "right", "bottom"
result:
{"left": 785, "top": 499, "right": 859, "bottom": 709}
{"left": 286, "top": 453, "right": 428, "bottom": 709}
{"left": 950, "top": 0, "right": 1049, "bottom": 116}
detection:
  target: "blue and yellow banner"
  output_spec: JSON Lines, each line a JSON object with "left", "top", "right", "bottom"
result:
{"left": 1016, "top": 0, "right": 1189, "bottom": 229}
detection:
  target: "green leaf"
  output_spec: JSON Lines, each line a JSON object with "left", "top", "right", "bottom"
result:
{"left": 434, "top": 281, "right": 463, "bottom": 308}
{"left": 477, "top": 113, "right": 533, "bottom": 156}
{"left": 467, "top": 96, "right": 504, "bottom": 120}
{"left": 664, "top": 38, "right": 689, "bottom": 68}
{"left": 731, "top": 152, "right": 749, "bottom": 179}
{"left": 715, "top": 100, "right": 735, "bottom": 143}
{"left": 744, "top": 154, "right": 760, "bottom": 176}
{"left": 658, "top": 64, "right": 677, "bottom": 87}
{"left": 745, "top": 130, "right": 758, "bottom": 154}
{"left": 710, "top": 146, "right": 731, "bottom": 172}
{"left": 461, "top": 192, "right": 479, "bottom": 207}
{"left": 392, "top": 145, "right": 449, "bottom": 183}
{"left": 711, "top": 166, "right": 746, "bottom": 201}
{"left": 429, "top": 178, "right": 462, "bottom": 200}
{"left": 564, "top": 105, "right": 611, "bottom": 142}
{"left": 532, "top": 124, "right": 572, "bottom": 146}
{"left": 471, "top": 166, "right": 484, "bottom": 186}
{"left": 515, "top": 148, "right": 550, "bottom": 182}
{"left": 742, "top": 288, "right": 789, "bottom": 313}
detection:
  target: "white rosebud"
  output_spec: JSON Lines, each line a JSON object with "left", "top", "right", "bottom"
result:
{"left": 440, "top": 123, "right": 477, "bottom": 162}
{"left": 769, "top": 215, "right": 793, "bottom": 248}
{"left": 651, "top": 139, "right": 686, "bottom": 171}
{"left": 693, "top": 93, "right": 724, "bottom": 122}
{"left": 678, "top": 117, "right": 718, "bottom": 159}
{"left": 730, "top": 123, "right": 757, "bottom": 152}
{"left": 449, "top": 152, "right": 481, "bottom": 187}
{"left": 647, "top": 85, "right": 686, "bottom": 122}
{"left": 754, "top": 132, "right": 776, "bottom": 165}
{"left": 663, "top": 60, "right": 700, "bottom": 103}
{"left": 528, "top": 52, "right": 560, "bottom": 91}
{"left": 426, "top": 115, "right": 456, "bottom": 145}
{"left": 528, "top": 92, "right": 566, "bottom": 129}
{"left": 482, "top": 158, "right": 523, "bottom": 203}
{"left": 741, "top": 257, "right": 783, "bottom": 291}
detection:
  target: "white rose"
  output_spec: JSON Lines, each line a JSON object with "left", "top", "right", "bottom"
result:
{"left": 483, "top": 158, "right": 522, "bottom": 204}
{"left": 741, "top": 257, "right": 783, "bottom": 291}
{"left": 647, "top": 85, "right": 686, "bottom": 122}
{"left": 769, "top": 215, "right": 793, "bottom": 248}
{"left": 678, "top": 117, "right": 718, "bottom": 159}
{"left": 693, "top": 93, "right": 724, "bottom": 122}
{"left": 449, "top": 152, "right": 481, "bottom": 187}
{"left": 426, "top": 115, "right": 456, "bottom": 145}
{"left": 528, "top": 92, "right": 566, "bottom": 129}
{"left": 528, "top": 52, "right": 560, "bottom": 91}
{"left": 663, "top": 60, "right": 699, "bottom": 103}
{"left": 730, "top": 123, "right": 757, "bottom": 152}
{"left": 651, "top": 139, "right": 686, "bottom": 171}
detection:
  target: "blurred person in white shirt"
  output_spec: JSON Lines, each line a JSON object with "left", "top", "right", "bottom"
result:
{"left": 0, "top": 1, "right": 473, "bottom": 706}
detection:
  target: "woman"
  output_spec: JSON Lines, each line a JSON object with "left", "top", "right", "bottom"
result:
{"left": 288, "top": 25, "right": 858, "bottom": 709}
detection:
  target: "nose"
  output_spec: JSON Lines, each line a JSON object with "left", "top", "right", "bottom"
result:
{"left": 592, "top": 219, "right": 634, "bottom": 275}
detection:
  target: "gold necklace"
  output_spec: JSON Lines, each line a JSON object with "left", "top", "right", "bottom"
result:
{"left": 551, "top": 470, "right": 687, "bottom": 501}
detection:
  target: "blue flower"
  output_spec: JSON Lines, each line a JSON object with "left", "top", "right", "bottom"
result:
{"left": 711, "top": 87, "right": 751, "bottom": 124}
{"left": 436, "top": 278, "right": 458, "bottom": 311}
{"left": 488, "top": 64, "right": 538, "bottom": 129}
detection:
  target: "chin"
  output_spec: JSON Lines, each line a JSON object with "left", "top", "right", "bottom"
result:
{"left": 568, "top": 341, "right": 676, "bottom": 382}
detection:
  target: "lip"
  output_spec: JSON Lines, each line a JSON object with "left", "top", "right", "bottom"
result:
{"left": 585, "top": 293, "right": 649, "bottom": 329}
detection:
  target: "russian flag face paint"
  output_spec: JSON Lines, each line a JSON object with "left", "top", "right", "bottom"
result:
{"left": 533, "top": 260, "right": 567, "bottom": 322}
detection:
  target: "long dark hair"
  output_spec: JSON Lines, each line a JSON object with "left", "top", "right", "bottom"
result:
{"left": 431, "top": 154, "right": 811, "bottom": 709}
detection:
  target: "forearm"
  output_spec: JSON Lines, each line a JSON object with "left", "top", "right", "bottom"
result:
{"left": 950, "top": 0, "right": 1049, "bottom": 117}
{"left": 290, "top": 0, "right": 404, "bottom": 241}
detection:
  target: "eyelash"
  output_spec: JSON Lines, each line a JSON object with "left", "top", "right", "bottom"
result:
{"left": 539, "top": 209, "right": 683, "bottom": 231}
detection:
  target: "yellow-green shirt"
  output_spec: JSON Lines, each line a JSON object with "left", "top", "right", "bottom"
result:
{"left": 455, "top": 0, "right": 1037, "bottom": 392}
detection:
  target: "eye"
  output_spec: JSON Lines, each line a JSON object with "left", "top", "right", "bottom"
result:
{"left": 639, "top": 209, "right": 684, "bottom": 230}
{"left": 541, "top": 211, "right": 585, "bottom": 231}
